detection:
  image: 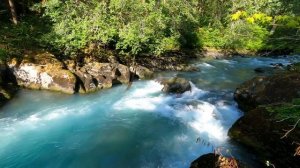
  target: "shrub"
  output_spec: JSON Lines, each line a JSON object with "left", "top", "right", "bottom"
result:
{"left": 42, "top": 0, "right": 200, "bottom": 56}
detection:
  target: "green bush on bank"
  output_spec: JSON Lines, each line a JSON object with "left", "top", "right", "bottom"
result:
{"left": 2, "top": 0, "right": 299, "bottom": 57}
{"left": 198, "top": 23, "right": 269, "bottom": 51}
{"left": 42, "top": 0, "right": 199, "bottom": 56}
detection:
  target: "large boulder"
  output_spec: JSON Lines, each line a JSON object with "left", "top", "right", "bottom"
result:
{"left": 229, "top": 106, "right": 300, "bottom": 168}
{"left": 230, "top": 70, "right": 300, "bottom": 167}
{"left": 190, "top": 154, "right": 243, "bottom": 168}
{"left": 75, "top": 62, "right": 131, "bottom": 93}
{"left": 159, "top": 77, "right": 191, "bottom": 94}
{"left": 7, "top": 52, "right": 76, "bottom": 94}
{"left": 234, "top": 73, "right": 300, "bottom": 111}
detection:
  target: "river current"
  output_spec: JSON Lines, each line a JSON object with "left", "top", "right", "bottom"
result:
{"left": 0, "top": 56, "right": 299, "bottom": 168}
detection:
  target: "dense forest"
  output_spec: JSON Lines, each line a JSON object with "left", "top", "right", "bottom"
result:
{"left": 1, "top": 0, "right": 300, "bottom": 59}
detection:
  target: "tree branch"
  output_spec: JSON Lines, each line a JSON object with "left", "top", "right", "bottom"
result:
{"left": 281, "top": 118, "right": 300, "bottom": 139}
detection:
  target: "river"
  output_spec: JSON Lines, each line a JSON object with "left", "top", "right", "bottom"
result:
{"left": 0, "top": 56, "right": 299, "bottom": 168}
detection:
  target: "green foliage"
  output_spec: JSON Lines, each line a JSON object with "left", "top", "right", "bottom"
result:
{"left": 0, "top": 15, "right": 51, "bottom": 56}
{"left": 224, "top": 22, "right": 269, "bottom": 51}
{"left": 2, "top": 0, "right": 300, "bottom": 56}
{"left": 0, "top": 49, "right": 8, "bottom": 61}
{"left": 198, "top": 22, "right": 269, "bottom": 51}
{"left": 197, "top": 0, "right": 300, "bottom": 53}
{"left": 41, "top": 0, "right": 199, "bottom": 56}
{"left": 199, "top": 6, "right": 300, "bottom": 53}
{"left": 197, "top": 27, "right": 226, "bottom": 48}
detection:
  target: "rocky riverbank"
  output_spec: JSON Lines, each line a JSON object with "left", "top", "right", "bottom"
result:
{"left": 228, "top": 63, "right": 300, "bottom": 167}
{"left": 0, "top": 50, "right": 202, "bottom": 107}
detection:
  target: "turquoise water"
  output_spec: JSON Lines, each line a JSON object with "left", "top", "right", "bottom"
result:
{"left": 0, "top": 56, "right": 299, "bottom": 168}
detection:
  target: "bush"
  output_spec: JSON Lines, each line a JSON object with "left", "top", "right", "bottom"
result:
{"left": 42, "top": 0, "right": 200, "bottom": 56}
{"left": 223, "top": 21, "right": 269, "bottom": 51}
{"left": 198, "top": 22, "right": 269, "bottom": 52}
{"left": 197, "top": 27, "right": 226, "bottom": 49}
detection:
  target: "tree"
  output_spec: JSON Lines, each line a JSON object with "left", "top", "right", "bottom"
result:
{"left": 7, "top": 0, "right": 18, "bottom": 25}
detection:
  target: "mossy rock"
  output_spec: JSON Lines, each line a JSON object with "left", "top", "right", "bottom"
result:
{"left": 229, "top": 105, "right": 300, "bottom": 167}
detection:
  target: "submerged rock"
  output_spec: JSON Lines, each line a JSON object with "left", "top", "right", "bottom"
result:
{"left": 254, "top": 68, "right": 265, "bottom": 73}
{"left": 8, "top": 52, "right": 76, "bottom": 94}
{"left": 190, "top": 153, "right": 243, "bottom": 168}
{"left": 159, "top": 77, "right": 191, "bottom": 94}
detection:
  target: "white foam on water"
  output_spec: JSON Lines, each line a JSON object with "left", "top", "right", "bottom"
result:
{"left": 113, "top": 80, "right": 239, "bottom": 143}
{"left": 199, "top": 63, "right": 216, "bottom": 68}
{"left": 183, "top": 103, "right": 226, "bottom": 141}
{"left": 113, "top": 81, "right": 172, "bottom": 111}
{"left": 181, "top": 83, "right": 208, "bottom": 99}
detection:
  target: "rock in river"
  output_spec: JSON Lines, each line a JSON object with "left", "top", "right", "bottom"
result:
{"left": 159, "top": 77, "right": 191, "bottom": 94}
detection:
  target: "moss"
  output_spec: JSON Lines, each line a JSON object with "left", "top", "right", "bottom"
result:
{"left": 265, "top": 98, "right": 300, "bottom": 124}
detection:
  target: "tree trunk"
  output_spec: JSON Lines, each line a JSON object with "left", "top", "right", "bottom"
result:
{"left": 8, "top": 0, "right": 18, "bottom": 25}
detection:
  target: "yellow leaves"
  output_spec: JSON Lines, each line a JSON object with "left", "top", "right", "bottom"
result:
{"left": 232, "top": 12, "right": 274, "bottom": 25}
{"left": 231, "top": 10, "right": 247, "bottom": 21}
{"left": 246, "top": 17, "right": 255, "bottom": 24}
{"left": 253, "top": 13, "right": 264, "bottom": 20}
{"left": 266, "top": 16, "right": 273, "bottom": 23}
{"left": 253, "top": 13, "right": 273, "bottom": 23}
